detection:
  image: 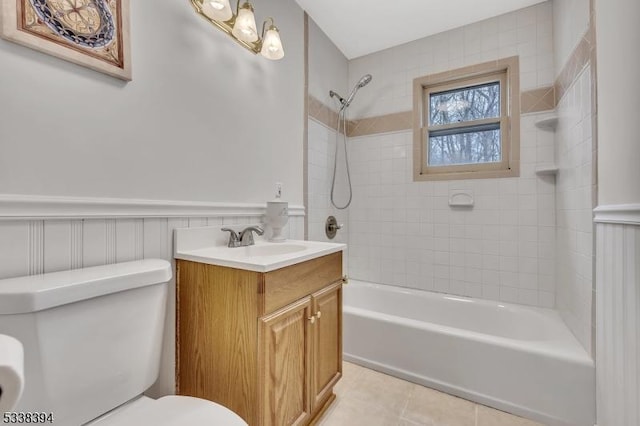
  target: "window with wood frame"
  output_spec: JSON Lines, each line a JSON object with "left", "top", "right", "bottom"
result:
{"left": 413, "top": 57, "right": 520, "bottom": 181}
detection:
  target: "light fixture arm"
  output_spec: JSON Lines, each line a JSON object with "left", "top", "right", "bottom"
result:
{"left": 191, "top": 0, "right": 284, "bottom": 59}
{"left": 261, "top": 17, "right": 275, "bottom": 39}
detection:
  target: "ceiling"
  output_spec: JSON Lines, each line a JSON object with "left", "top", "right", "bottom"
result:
{"left": 295, "top": 0, "right": 548, "bottom": 59}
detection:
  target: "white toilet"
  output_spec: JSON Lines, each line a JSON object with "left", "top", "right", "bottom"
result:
{"left": 0, "top": 259, "right": 247, "bottom": 426}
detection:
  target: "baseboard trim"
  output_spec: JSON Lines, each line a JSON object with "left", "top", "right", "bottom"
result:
{"left": 0, "top": 194, "right": 305, "bottom": 220}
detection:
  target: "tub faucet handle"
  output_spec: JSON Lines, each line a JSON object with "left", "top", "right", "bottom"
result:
{"left": 325, "top": 216, "right": 343, "bottom": 239}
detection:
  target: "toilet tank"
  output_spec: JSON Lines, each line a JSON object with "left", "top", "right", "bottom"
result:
{"left": 0, "top": 259, "right": 172, "bottom": 426}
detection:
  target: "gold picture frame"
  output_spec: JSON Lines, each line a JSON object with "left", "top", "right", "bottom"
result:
{"left": 0, "top": 0, "right": 131, "bottom": 81}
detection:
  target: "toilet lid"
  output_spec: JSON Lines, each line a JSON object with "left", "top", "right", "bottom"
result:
{"left": 89, "top": 395, "right": 247, "bottom": 426}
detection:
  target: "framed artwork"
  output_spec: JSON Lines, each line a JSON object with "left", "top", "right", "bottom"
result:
{"left": 0, "top": 0, "right": 131, "bottom": 80}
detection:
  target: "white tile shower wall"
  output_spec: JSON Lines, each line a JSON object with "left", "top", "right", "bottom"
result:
{"left": 347, "top": 2, "right": 554, "bottom": 119}
{"left": 342, "top": 2, "right": 556, "bottom": 308}
{"left": 347, "top": 111, "right": 556, "bottom": 307}
{"left": 555, "top": 65, "right": 593, "bottom": 353}
{"left": 308, "top": 119, "right": 350, "bottom": 268}
{"left": 0, "top": 215, "right": 305, "bottom": 396}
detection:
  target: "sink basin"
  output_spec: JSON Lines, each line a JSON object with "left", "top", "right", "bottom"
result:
{"left": 174, "top": 228, "right": 346, "bottom": 272}
{"left": 241, "top": 244, "right": 307, "bottom": 257}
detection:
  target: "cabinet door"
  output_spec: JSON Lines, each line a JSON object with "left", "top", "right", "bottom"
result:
{"left": 259, "top": 297, "right": 312, "bottom": 426}
{"left": 310, "top": 282, "right": 342, "bottom": 410}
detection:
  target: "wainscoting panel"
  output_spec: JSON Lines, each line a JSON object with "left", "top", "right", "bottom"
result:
{"left": 28, "top": 221, "right": 44, "bottom": 275}
{"left": 115, "top": 219, "right": 144, "bottom": 263}
{"left": 143, "top": 218, "right": 170, "bottom": 260}
{"left": 595, "top": 207, "right": 640, "bottom": 426}
{"left": 82, "top": 219, "right": 109, "bottom": 268}
{"left": 0, "top": 196, "right": 306, "bottom": 397}
{"left": 43, "top": 220, "right": 73, "bottom": 273}
{"left": 0, "top": 221, "right": 30, "bottom": 278}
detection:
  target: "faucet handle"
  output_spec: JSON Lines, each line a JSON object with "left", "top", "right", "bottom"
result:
{"left": 325, "top": 216, "right": 343, "bottom": 239}
{"left": 239, "top": 226, "right": 265, "bottom": 246}
{"left": 221, "top": 228, "right": 240, "bottom": 248}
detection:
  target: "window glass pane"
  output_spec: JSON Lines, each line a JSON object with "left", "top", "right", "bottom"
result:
{"left": 428, "top": 127, "right": 501, "bottom": 166}
{"left": 429, "top": 82, "right": 500, "bottom": 126}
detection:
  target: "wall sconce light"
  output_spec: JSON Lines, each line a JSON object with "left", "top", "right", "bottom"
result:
{"left": 190, "top": 0, "right": 285, "bottom": 60}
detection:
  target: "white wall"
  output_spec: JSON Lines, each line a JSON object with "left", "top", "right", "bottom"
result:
{"left": 595, "top": 0, "right": 640, "bottom": 424}
{"left": 596, "top": 0, "right": 640, "bottom": 206}
{"left": 0, "top": 0, "right": 307, "bottom": 399}
{"left": 308, "top": 18, "right": 348, "bottom": 105}
{"left": 345, "top": 3, "right": 557, "bottom": 308}
{"left": 0, "top": 0, "right": 305, "bottom": 205}
{"left": 552, "top": 0, "right": 590, "bottom": 76}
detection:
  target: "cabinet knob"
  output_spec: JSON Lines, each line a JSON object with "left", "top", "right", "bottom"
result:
{"left": 316, "top": 311, "right": 322, "bottom": 319}
{"left": 342, "top": 275, "right": 349, "bottom": 285}
{"left": 308, "top": 315, "right": 316, "bottom": 324}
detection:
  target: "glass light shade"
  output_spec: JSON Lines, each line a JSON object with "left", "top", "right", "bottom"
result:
{"left": 260, "top": 27, "right": 284, "bottom": 60}
{"left": 232, "top": 3, "right": 258, "bottom": 43}
{"left": 202, "top": 0, "right": 232, "bottom": 22}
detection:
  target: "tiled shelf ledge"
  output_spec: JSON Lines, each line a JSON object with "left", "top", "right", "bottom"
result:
{"left": 534, "top": 115, "right": 559, "bottom": 131}
{"left": 535, "top": 164, "right": 559, "bottom": 176}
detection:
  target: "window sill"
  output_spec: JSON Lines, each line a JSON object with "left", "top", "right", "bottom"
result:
{"left": 414, "top": 168, "right": 519, "bottom": 181}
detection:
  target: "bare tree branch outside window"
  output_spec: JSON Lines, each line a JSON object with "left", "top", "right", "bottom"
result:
{"left": 428, "top": 82, "right": 502, "bottom": 166}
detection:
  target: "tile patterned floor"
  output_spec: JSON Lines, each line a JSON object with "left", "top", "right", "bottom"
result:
{"left": 318, "top": 362, "right": 545, "bottom": 426}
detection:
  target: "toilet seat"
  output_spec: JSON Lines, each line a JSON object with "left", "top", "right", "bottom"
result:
{"left": 88, "top": 395, "right": 247, "bottom": 426}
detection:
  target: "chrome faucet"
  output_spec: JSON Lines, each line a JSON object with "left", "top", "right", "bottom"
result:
{"left": 239, "top": 226, "right": 264, "bottom": 246}
{"left": 221, "top": 228, "right": 240, "bottom": 247}
{"left": 221, "top": 226, "right": 264, "bottom": 248}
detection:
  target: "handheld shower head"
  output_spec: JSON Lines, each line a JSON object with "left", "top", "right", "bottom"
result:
{"left": 357, "top": 74, "right": 373, "bottom": 88}
{"left": 328, "top": 73, "right": 372, "bottom": 210}
{"left": 343, "top": 74, "right": 373, "bottom": 109}
{"left": 329, "top": 74, "right": 373, "bottom": 111}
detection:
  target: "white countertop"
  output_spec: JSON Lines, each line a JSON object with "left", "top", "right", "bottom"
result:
{"left": 174, "top": 227, "right": 345, "bottom": 272}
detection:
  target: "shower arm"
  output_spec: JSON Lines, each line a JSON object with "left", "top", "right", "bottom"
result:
{"left": 329, "top": 90, "right": 346, "bottom": 107}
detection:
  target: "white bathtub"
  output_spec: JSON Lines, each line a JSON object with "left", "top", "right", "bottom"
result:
{"left": 343, "top": 280, "right": 595, "bottom": 426}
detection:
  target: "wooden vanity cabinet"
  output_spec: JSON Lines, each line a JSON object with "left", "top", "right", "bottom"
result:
{"left": 258, "top": 296, "right": 313, "bottom": 426}
{"left": 176, "top": 252, "right": 343, "bottom": 426}
{"left": 309, "top": 283, "right": 342, "bottom": 409}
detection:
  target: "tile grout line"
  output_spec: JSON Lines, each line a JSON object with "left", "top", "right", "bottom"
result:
{"left": 396, "top": 384, "right": 412, "bottom": 424}
{"left": 475, "top": 403, "right": 479, "bottom": 426}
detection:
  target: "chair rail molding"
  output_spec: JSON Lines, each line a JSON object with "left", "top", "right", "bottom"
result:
{"left": 0, "top": 194, "right": 305, "bottom": 220}
{"left": 593, "top": 204, "right": 640, "bottom": 225}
